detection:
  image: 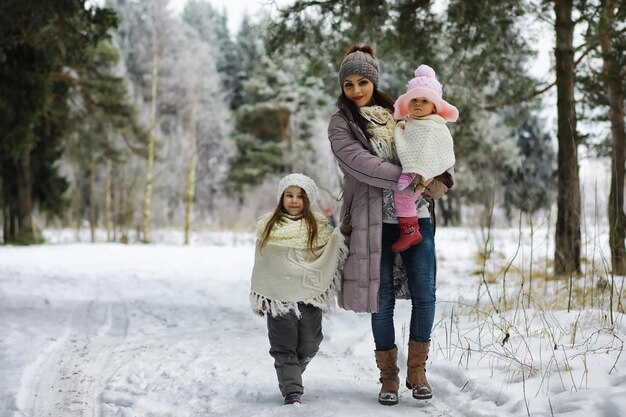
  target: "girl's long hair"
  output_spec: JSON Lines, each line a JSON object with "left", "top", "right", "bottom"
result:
{"left": 259, "top": 190, "right": 319, "bottom": 255}
{"left": 336, "top": 45, "right": 395, "bottom": 139}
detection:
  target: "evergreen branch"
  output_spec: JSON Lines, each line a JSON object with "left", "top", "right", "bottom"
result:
{"left": 274, "top": 0, "right": 339, "bottom": 16}
{"left": 120, "top": 132, "right": 147, "bottom": 157}
{"left": 482, "top": 81, "right": 555, "bottom": 111}
{"left": 483, "top": 25, "right": 626, "bottom": 111}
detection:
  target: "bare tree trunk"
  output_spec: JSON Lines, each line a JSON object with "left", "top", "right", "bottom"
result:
{"left": 119, "top": 169, "right": 128, "bottom": 243}
{"left": 553, "top": 0, "right": 581, "bottom": 276}
{"left": 2, "top": 181, "right": 8, "bottom": 243}
{"left": 184, "top": 93, "right": 198, "bottom": 245}
{"left": 16, "top": 150, "right": 35, "bottom": 244}
{"left": 2, "top": 204, "right": 6, "bottom": 244}
{"left": 73, "top": 168, "right": 82, "bottom": 242}
{"left": 89, "top": 154, "right": 97, "bottom": 243}
{"left": 105, "top": 157, "right": 112, "bottom": 242}
{"left": 142, "top": 5, "right": 159, "bottom": 243}
{"left": 601, "top": 0, "right": 626, "bottom": 275}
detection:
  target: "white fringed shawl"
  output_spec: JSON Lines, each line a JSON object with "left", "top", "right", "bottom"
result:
{"left": 250, "top": 213, "right": 348, "bottom": 318}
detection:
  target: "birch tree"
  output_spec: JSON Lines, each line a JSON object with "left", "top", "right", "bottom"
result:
{"left": 142, "top": 1, "right": 160, "bottom": 243}
{"left": 184, "top": 93, "right": 198, "bottom": 244}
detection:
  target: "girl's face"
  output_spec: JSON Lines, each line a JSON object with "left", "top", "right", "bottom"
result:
{"left": 282, "top": 185, "right": 305, "bottom": 216}
{"left": 408, "top": 97, "right": 436, "bottom": 118}
{"left": 342, "top": 75, "right": 374, "bottom": 108}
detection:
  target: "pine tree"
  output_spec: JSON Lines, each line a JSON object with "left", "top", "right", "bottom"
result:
{"left": 266, "top": 0, "right": 540, "bottom": 225}
{"left": 232, "top": 15, "right": 261, "bottom": 110}
{"left": 577, "top": 0, "right": 626, "bottom": 274}
{"left": 0, "top": 0, "right": 117, "bottom": 244}
{"left": 227, "top": 46, "right": 326, "bottom": 194}
{"left": 553, "top": 0, "right": 582, "bottom": 276}
{"left": 503, "top": 116, "right": 556, "bottom": 216}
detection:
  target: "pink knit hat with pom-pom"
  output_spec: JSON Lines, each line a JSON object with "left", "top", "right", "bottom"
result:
{"left": 393, "top": 65, "right": 459, "bottom": 122}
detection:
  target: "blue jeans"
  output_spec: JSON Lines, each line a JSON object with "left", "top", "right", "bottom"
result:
{"left": 371, "top": 220, "right": 436, "bottom": 351}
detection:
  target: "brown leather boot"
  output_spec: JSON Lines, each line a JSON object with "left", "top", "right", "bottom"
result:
{"left": 374, "top": 347, "right": 400, "bottom": 405}
{"left": 391, "top": 217, "right": 422, "bottom": 252}
{"left": 406, "top": 340, "right": 432, "bottom": 399}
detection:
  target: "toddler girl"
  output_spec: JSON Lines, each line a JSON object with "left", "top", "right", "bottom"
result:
{"left": 391, "top": 65, "right": 458, "bottom": 252}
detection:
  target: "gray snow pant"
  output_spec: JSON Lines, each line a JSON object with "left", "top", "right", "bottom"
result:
{"left": 267, "top": 303, "right": 323, "bottom": 396}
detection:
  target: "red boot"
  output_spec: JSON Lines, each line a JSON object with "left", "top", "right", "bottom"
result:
{"left": 391, "top": 217, "right": 422, "bottom": 252}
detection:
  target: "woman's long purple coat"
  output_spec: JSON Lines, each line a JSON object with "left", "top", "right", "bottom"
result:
{"left": 328, "top": 109, "right": 410, "bottom": 313}
{"left": 328, "top": 108, "right": 454, "bottom": 313}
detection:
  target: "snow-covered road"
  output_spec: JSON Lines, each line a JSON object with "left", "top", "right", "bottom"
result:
{"left": 2, "top": 228, "right": 625, "bottom": 417}
{"left": 0, "top": 242, "right": 466, "bottom": 417}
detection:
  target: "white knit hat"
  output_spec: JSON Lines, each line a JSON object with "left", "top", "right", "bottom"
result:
{"left": 277, "top": 173, "right": 318, "bottom": 203}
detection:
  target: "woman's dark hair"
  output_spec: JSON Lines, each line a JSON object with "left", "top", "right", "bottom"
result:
{"left": 336, "top": 44, "right": 395, "bottom": 138}
{"left": 336, "top": 90, "right": 395, "bottom": 138}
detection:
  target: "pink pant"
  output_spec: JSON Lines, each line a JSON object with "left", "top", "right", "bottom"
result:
{"left": 394, "top": 190, "right": 421, "bottom": 217}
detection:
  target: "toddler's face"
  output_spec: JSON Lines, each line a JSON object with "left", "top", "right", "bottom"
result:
{"left": 282, "top": 186, "right": 305, "bottom": 216}
{"left": 408, "top": 97, "right": 436, "bottom": 118}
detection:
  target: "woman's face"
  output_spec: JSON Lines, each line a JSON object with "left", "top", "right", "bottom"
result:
{"left": 282, "top": 185, "right": 305, "bottom": 216}
{"left": 342, "top": 75, "right": 374, "bottom": 108}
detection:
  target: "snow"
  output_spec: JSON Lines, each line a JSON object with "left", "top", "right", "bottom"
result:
{"left": 1, "top": 225, "right": 624, "bottom": 417}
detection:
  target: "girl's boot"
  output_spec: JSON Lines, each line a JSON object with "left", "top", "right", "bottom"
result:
{"left": 406, "top": 340, "right": 432, "bottom": 399}
{"left": 374, "top": 347, "right": 400, "bottom": 405}
{"left": 391, "top": 217, "right": 422, "bottom": 252}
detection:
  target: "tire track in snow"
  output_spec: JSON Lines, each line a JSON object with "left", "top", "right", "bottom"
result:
{"left": 16, "top": 287, "right": 129, "bottom": 417}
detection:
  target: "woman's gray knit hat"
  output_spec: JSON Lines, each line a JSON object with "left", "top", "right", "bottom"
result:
{"left": 277, "top": 173, "right": 318, "bottom": 203}
{"left": 338, "top": 50, "right": 379, "bottom": 87}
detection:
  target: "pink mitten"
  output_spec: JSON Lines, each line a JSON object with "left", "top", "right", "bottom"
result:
{"left": 398, "top": 172, "right": 417, "bottom": 190}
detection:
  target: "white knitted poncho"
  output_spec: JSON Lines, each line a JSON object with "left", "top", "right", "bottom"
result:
{"left": 250, "top": 212, "right": 348, "bottom": 318}
{"left": 395, "top": 114, "right": 455, "bottom": 180}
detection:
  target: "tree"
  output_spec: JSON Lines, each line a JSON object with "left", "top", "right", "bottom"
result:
{"left": 578, "top": 0, "right": 626, "bottom": 274}
{"left": 503, "top": 116, "right": 556, "bottom": 216}
{"left": 141, "top": 1, "right": 161, "bottom": 243}
{"left": 599, "top": 0, "right": 626, "bottom": 275}
{"left": 182, "top": 0, "right": 241, "bottom": 109}
{"left": 109, "top": 0, "right": 233, "bottom": 233}
{"left": 553, "top": 0, "right": 581, "bottom": 275}
{"left": 266, "top": 0, "right": 540, "bottom": 225}
{"left": 65, "top": 40, "right": 145, "bottom": 242}
{"left": 0, "top": 0, "right": 117, "bottom": 244}
{"left": 232, "top": 15, "right": 261, "bottom": 110}
{"left": 227, "top": 45, "right": 327, "bottom": 194}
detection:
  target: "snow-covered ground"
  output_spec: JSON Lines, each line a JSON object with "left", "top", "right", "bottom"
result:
{"left": 1, "top": 225, "right": 624, "bottom": 417}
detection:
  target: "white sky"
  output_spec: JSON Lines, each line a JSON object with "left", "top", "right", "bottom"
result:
{"left": 168, "top": 0, "right": 281, "bottom": 34}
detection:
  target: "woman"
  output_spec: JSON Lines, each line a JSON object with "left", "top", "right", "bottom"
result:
{"left": 327, "top": 45, "right": 454, "bottom": 406}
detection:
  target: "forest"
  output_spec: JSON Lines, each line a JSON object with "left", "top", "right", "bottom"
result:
{"left": 1, "top": 0, "right": 625, "bottom": 276}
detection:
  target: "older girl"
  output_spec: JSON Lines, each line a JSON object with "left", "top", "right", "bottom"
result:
{"left": 250, "top": 173, "right": 346, "bottom": 405}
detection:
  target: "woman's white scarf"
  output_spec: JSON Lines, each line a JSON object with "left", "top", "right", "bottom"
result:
{"left": 250, "top": 212, "right": 348, "bottom": 317}
{"left": 359, "top": 105, "right": 398, "bottom": 163}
